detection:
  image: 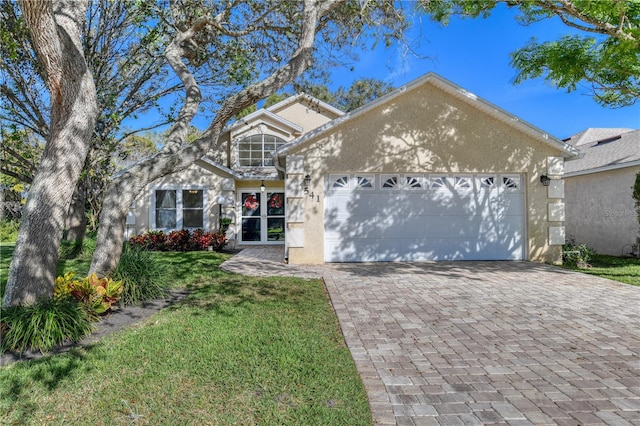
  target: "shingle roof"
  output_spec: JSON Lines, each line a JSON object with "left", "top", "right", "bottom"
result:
{"left": 564, "top": 127, "right": 634, "bottom": 146}
{"left": 564, "top": 128, "right": 640, "bottom": 175}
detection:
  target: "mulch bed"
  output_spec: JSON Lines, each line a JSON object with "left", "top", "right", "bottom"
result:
{"left": 0, "top": 289, "right": 189, "bottom": 367}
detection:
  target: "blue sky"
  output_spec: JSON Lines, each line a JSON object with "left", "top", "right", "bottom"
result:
{"left": 326, "top": 4, "right": 639, "bottom": 140}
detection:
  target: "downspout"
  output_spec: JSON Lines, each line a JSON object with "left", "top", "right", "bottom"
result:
{"left": 274, "top": 152, "right": 286, "bottom": 179}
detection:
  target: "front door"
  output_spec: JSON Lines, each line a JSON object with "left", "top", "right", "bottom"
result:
{"left": 239, "top": 191, "right": 285, "bottom": 244}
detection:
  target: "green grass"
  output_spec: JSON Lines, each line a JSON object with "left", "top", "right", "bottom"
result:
{"left": 1, "top": 243, "right": 13, "bottom": 296}
{"left": 1, "top": 247, "right": 370, "bottom": 425}
{"left": 564, "top": 254, "right": 640, "bottom": 286}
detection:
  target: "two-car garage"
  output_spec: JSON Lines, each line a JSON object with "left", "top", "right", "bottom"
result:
{"left": 324, "top": 173, "right": 525, "bottom": 262}
{"left": 277, "top": 73, "right": 578, "bottom": 265}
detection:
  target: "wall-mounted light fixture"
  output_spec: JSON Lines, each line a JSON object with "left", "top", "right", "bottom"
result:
{"left": 540, "top": 175, "right": 551, "bottom": 186}
{"left": 260, "top": 180, "right": 266, "bottom": 192}
{"left": 303, "top": 174, "right": 311, "bottom": 194}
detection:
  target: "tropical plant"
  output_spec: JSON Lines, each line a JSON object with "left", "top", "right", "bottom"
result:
{"left": 54, "top": 272, "right": 123, "bottom": 318}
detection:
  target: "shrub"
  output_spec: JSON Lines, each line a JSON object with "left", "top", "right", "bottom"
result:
{"left": 563, "top": 240, "right": 596, "bottom": 268}
{"left": 0, "top": 219, "right": 19, "bottom": 242}
{"left": 210, "top": 231, "right": 228, "bottom": 251}
{"left": 0, "top": 297, "right": 94, "bottom": 354}
{"left": 129, "top": 230, "right": 167, "bottom": 251}
{"left": 129, "top": 229, "right": 227, "bottom": 252}
{"left": 54, "top": 272, "right": 123, "bottom": 319}
{"left": 166, "top": 229, "right": 191, "bottom": 251}
{"left": 219, "top": 217, "right": 232, "bottom": 233}
{"left": 114, "top": 244, "right": 170, "bottom": 306}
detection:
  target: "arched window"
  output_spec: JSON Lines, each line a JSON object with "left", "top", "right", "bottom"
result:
{"left": 238, "top": 134, "right": 286, "bottom": 167}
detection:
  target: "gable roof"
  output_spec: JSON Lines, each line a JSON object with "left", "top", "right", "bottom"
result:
{"left": 564, "top": 128, "right": 640, "bottom": 176}
{"left": 564, "top": 127, "right": 634, "bottom": 147}
{"left": 225, "top": 108, "right": 303, "bottom": 137}
{"left": 276, "top": 72, "right": 580, "bottom": 159}
{"left": 267, "top": 93, "right": 344, "bottom": 118}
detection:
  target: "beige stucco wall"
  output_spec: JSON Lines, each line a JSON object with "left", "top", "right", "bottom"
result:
{"left": 565, "top": 166, "right": 640, "bottom": 256}
{"left": 286, "top": 82, "right": 566, "bottom": 264}
{"left": 129, "top": 163, "right": 233, "bottom": 237}
{"left": 271, "top": 101, "right": 339, "bottom": 134}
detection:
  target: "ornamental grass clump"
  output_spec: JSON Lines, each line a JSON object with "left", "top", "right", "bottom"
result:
{"left": 114, "top": 244, "right": 170, "bottom": 306}
{"left": 0, "top": 297, "right": 94, "bottom": 354}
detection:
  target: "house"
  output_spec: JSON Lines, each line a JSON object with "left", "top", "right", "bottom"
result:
{"left": 563, "top": 128, "right": 640, "bottom": 256}
{"left": 128, "top": 72, "right": 580, "bottom": 264}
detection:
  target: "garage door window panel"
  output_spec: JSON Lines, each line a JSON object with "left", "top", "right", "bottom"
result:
{"left": 355, "top": 175, "right": 374, "bottom": 189}
{"left": 381, "top": 175, "right": 400, "bottom": 189}
{"left": 479, "top": 175, "right": 497, "bottom": 189}
{"left": 453, "top": 176, "right": 473, "bottom": 191}
{"left": 405, "top": 175, "right": 425, "bottom": 189}
{"left": 330, "top": 175, "right": 350, "bottom": 190}
{"left": 429, "top": 176, "right": 448, "bottom": 190}
{"left": 501, "top": 175, "right": 521, "bottom": 191}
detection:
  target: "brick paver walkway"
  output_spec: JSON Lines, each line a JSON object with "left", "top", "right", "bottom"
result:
{"left": 221, "top": 248, "right": 640, "bottom": 425}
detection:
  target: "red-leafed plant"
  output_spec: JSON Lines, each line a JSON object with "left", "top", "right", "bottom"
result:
{"left": 129, "top": 229, "right": 227, "bottom": 252}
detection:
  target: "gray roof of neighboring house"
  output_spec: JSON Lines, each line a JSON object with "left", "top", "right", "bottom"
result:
{"left": 564, "top": 128, "right": 640, "bottom": 175}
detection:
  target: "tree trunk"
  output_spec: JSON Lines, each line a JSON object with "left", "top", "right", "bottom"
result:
{"left": 65, "top": 182, "right": 87, "bottom": 242}
{"left": 3, "top": 0, "right": 98, "bottom": 306}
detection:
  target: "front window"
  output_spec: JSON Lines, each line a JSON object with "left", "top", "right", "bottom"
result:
{"left": 182, "top": 190, "right": 204, "bottom": 228}
{"left": 155, "top": 190, "right": 177, "bottom": 229}
{"left": 154, "top": 188, "right": 204, "bottom": 230}
{"left": 238, "top": 134, "right": 286, "bottom": 167}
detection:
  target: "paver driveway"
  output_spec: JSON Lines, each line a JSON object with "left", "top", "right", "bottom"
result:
{"left": 222, "top": 250, "right": 640, "bottom": 425}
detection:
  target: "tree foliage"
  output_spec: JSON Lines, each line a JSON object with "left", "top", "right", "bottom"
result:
{"left": 0, "top": 0, "right": 182, "bottom": 233}
{"left": 86, "top": 0, "right": 408, "bottom": 276}
{"left": 419, "top": 0, "right": 640, "bottom": 107}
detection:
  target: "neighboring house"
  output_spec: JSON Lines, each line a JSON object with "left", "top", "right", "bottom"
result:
{"left": 129, "top": 72, "right": 580, "bottom": 264}
{"left": 564, "top": 128, "right": 640, "bottom": 256}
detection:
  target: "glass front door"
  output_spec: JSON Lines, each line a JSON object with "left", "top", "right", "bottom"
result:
{"left": 240, "top": 191, "right": 285, "bottom": 244}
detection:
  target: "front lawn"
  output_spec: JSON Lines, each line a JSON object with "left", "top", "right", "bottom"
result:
{"left": 0, "top": 248, "right": 370, "bottom": 425}
{"left": 564, "top": 254, "right": 640, "bottom": 286}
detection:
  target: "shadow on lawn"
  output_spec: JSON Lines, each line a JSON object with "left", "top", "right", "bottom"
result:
{"left": 175, "top": 275, "right": 309, "bottom": 315}
{"left": 1, "top": 347, "right": 94, "bottom": 422}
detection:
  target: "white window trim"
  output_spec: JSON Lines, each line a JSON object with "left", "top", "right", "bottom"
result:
{"left": 236, "top": 133, "right": 286, "bottom": 168}
{"left": 150, "top": 185, "right": 208, "bottom": 231}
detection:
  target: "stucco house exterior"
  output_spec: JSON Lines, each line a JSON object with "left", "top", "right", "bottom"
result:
{"left": 127, "top": 72, "right": 580, "bottom": 264}
{"left": 564, "top": 128, "right": 640, "bottom": 256}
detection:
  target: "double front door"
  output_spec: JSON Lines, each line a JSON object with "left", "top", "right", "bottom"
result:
{"left": 239, "top": 191, "right": 285, "bottom": 244}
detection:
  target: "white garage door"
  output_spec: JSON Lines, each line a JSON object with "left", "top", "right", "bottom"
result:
{"left": 324, "top": 173, "right": 525, "bottom": 262}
